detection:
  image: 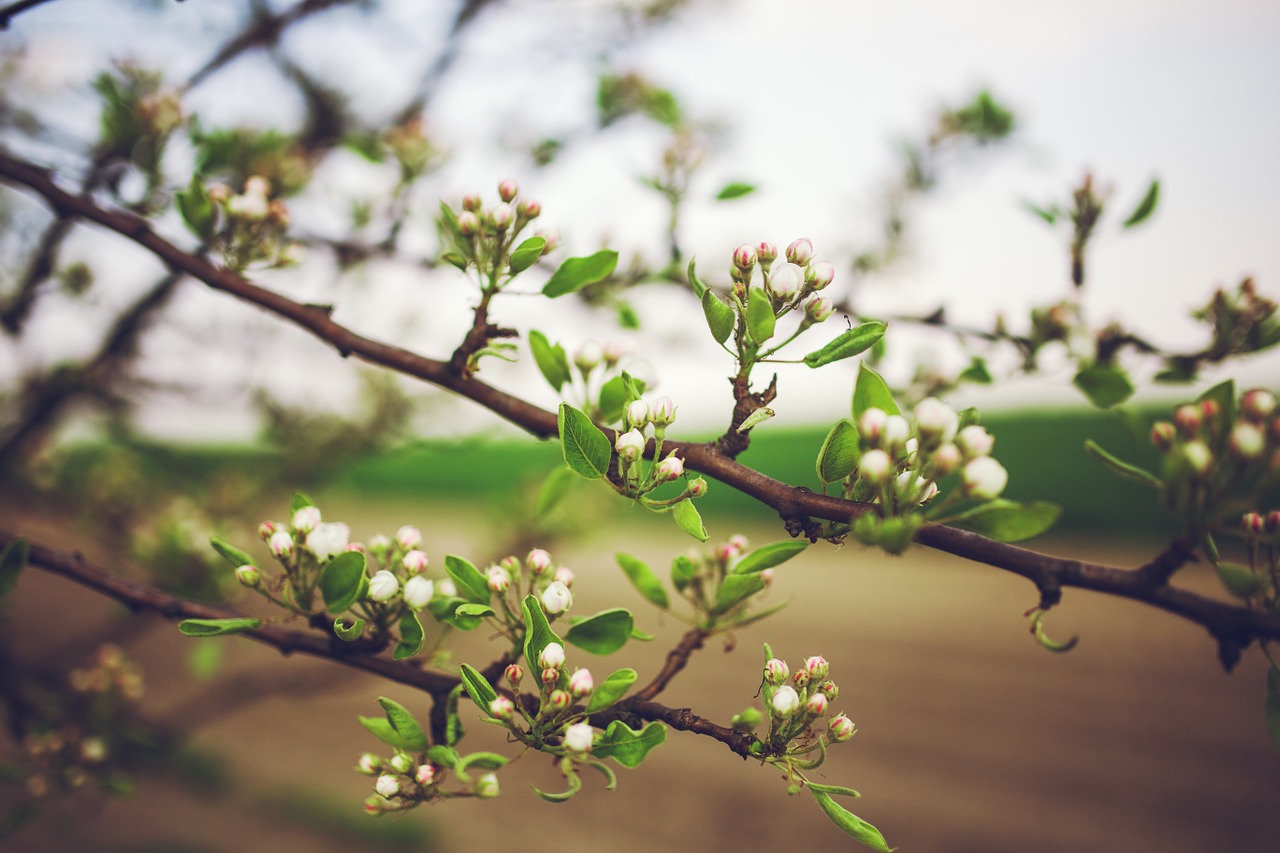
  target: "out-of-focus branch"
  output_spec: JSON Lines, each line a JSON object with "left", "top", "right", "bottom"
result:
{"left": 0, "top": 0, "right": 58, "bottom": 30}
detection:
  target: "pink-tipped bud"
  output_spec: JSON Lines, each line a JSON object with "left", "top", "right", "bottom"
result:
{"left": 955, "top": 425, "right": 995, "bottom": 459}
{"left": 518, "top": 198, "right": 541, "bottom": 219}
{"left": 402, "top": 549, "right": 429, "bottom": 574}
{"left": 257, "top": 521, "right": 277, "bottom": 540}
{"left": 499, "top": 555, "right": 520, "bottom": 573}
{"left": 356, "top": 753, "right": 381, "bottom": 775}
{"left": 415, "top": 764, "right": 436, "bottom": 786}
{"left": 457, "top": 210, "right": 479, "bottom": 236}
{"left": 1267, "top": 511, "right": 1280, "bottom": 532}
{"left": 819, "top": 679, "right": 839, "bottom": 700}
{"left": 687, "top": 477, "right": 708, "bottom": 498}
{"left": 1242, "top": 512, "right": 1266, "bottom": 535}
{"left": 771, "top": 685, "right": 801, "bottom": 717}
{"left": 767, "top": 262, "right": 804, "bottom": 301}
{"left": 462, "top": 194, "right": 482, "bottom": 212}
{"left": 396, "top": 525, "right": 422, "bottom": 550}
{"left": 829, "top": 713, "right": 856, "bottom": 742}
{"left": 806, "top": 260, "right": 835, "bottom": 290}
{"left": 793, "top": 669, "right": 811, "bottom": 689}
{"left": 569, "top": 668, "right": 594, "bottom": 697}
{"left": 859, "top": 408, "right": 889, "bottom": 445}
{"left": 505, "top": 664, "right": 524, "bottom": 684}
{"left": 785, "top": 238, "right": 815, "bottom": 265}
{"left": 539, "top": 642, "right": 565, "bottom": 670}
{"left": 733, "top": 243, "right": 758, "bottom": 270}
{"left": 760, "top": 568, "right": 775, "bottom": 586}
{"left": 234, "top": 565, "right": 261, "bottom": 587}
{"left": 554, "top": 566, "right": 575, "bottom": 587}
{"left": 1200, "top": 399, "right": 1221, "bottom": 421}
{"left": 1151, "top": 421, "right": 1176, "bottom": 451}
{"left": 757, "top": 241, "right": 778, "bottom": 263}
{"left": 914, "top": 398, "right": 960, "bottom": 444}
{"left": 656, "top": 455, "right": 685, "bottom": 481}
{"left": 536, "top": 228, "right": 560, "bottom": 253}
{"left": 616, "top": 429, "right": 645, "bottom": 462}
{"left": 1242, "top": 389, "right": 1277, "bottom": 421}
{"left": 805, "top": 655, "right": 830, "bottom": 679}
{"left": 541, "top": 667, "right": 559, "bottom": 685}
{"left": 858, "top": 449, "right": 892, "bottom": 485}
{"left": 269, "top": 530, "right": 294, "bottom": 557}
{"left": 547, "top": 689, "right": 572, "bottom": 711}
{"left": 489, "top": 203, "right": 513, "bottom": 230}
{"left": 626, "top": 399, "right": 650, "bottom": 429}
{"left": 563, "top": 722, "right": 594, "bottom": 753}
{"left": 649, "top": 396, "right": 677, "bottom": 427}
{"left": 962, "top": 457, "right": 1008, "bottom": 499}
{"left": 527, "top": 548, "right": 553, "bottom": 575}
{"left": 1229, "top": 421, "right": 1266, "bottom": 459}
{"left": 764, "top": 658, "right": 790, "bottom": 684}
{"left": 805, "top": 693, "right": 829, "bottom": 716}
{"left": 292, "top": 505, "right": 321, "bottom": 533}
{"left": 1174, "top": 404, "right": 1202, "bottom": 437}
{"left": 489, "top": 696, "right": 516, "bottom": 719}
{"left": 805, "top": 296, "right": 835, "bottom": 322}
{"left": 497, "top": 179, "right": 519, "bottom": 203}
{"left": 487, "top": 566, "right": 511, "bottom": 593}
{"left": 729, "top": 534, "right": 748, "bottom": 550}
{"left": 930, "top": 442, "right": 962, "bottom": 475}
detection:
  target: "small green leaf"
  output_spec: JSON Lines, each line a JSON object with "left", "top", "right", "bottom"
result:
{"left": 585, "top": 668, "right": 638, "bottom": 714}
{"left": 508, "top": 236, "right": 546, "bottom": 274}
{"left": 290, "top": 491, "right": 315, "bottom": 512}
{"left": 670, "top": 555, "right": 696, "bottom": 592}
{"left": 542, "top": 250, "right": 619, "bottom": 297}
{"left": 445, "top": 555, "right": 490, "bottom": 606}
{"left": 959, "top": 356, "right": 993, "bottom": 384}
{"left": 377, "top": 697, "right": 429, "bottom": 751}
{"left": 713, "top": 573, "right": 766, "bottom": 613}
{"left": 209, "top": 536, "right": 255, "bottom": 569}
{"left": 810, "top": 789, "right": 895, "bottom": 852}
{"left": 807, "top": 782, "right": 862, "bottom": 798}
{"left": 394, "top": 611, "right": 425, "bottom": 660}
{"left": 566, "top": 608, "right": 634, "bottom": 655}
{"left": 731, "top": 706, "right": 763, "bottom": 732}
{"left": 947, "top": 500, "right": 1061, "bottom": 542}
{"left": 533, "top": 767, "right": 583, "bottom": 803}
{"left": 746, "top": 287, "right": 775, "bottom": 344}
{"left": 535, "top": 465, "right": 576, "bottom": 518}
{"left": 620, "top": 370, "right": 646, "bottom": 402}
{"left": 1265, "top": 665, "right": 1280, "bottom": 752}
{"left": 426, "top": 744, "right": 460, "bottom": 768}
{"left": 1029, "top": 609, "right": 1079, "bottom": 653}
{"left": 617, "top": 300, "right": 640, "bottom": 329}
{"left": 1122, "top": 178, "right": 1160, "bottom": 229}
{"left": 1073, "top": 364, "right": 1134, "bottom": 409}
{"left": 802, "top": 321, "right": 887, "bottom": 368}
{"left": 615, "top": 553, "right": 669, "bottom": 609}
{"left": 732, "top": 539, "right": 809, "bottom": 574}
{"left": 456, "top": 751, "right": 508, "bottom": 773}
{"left": 1214, "top": 562, "right": 1263, "bottom": 600}
{"left": 592, "top": 720, "right": 666, "bottom": 768}
{"left": 358, "top": 716, "right": 418, "bottom": 752}
{"left": 177, "top": 618, "right": 261, "bottom": 637}
{"left": 736, "top": 407, "right": 775, "bottom": 433}
{"left": 455, "top": 603, "right": 495, "bottom": 618}
{"left": 458, "top": 663, "right": 499, "bottom": 710}
{"left": 701, "top": 289, "right": 735, "bottom": 345}
{"left": 333, "top": 617, "right": 364, "bottom": 641}
{"left": 442, "top": 251, "right": 468, "bottom": 271}
{"left": 1022, "top": 199, "right": 1059, "bottom": 225}
{"left": 522, "top": 594, "right": 564, "bottom": 676}
{"left": 1083, "top": 440, "right": 1163, "bottom": 489}
{"left": 852, "top": 363, "right": 899, "bottom": 419}
{"left": 672, "top": 499, "right": 708, "bottom": 542}
{"left": 176, "top": 176, "right": 216, "bottom": 240}
{"left": 816, "top": 419, "right": 860, "bottom": 486}
{"left": 687, "top": 258, "right": 707, "bottom": 299}
{"left": 715, "top": 181, "right": 756, "bottom": 200}
{"left": 598, "top": 375, "right": 629, "bottom": 425}
{"left": 529, "top": 330, "right": 572, "bottom": 392}
{"left": 0, "top": 537, "right": 28, "bottom": 597}
{"left": 1197, "top": 380, "right": 1236, "bottom": 429}
{"left": 558, "top": 403, "right": 612, "bottom": 479}
{"left": 320, "top": 551, "right": 368, "bottom": 613}
{"left": 444, "top": 686, "right": 465, "bottom": 747}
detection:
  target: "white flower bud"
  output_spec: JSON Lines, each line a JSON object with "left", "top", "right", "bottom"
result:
{"left": 1229, "top": 421, "right": 1266, "bottom": 459}
{"left": 306, "top": 522, "right": 350, "bottom": 562}
{"left": 374, "top": 774, "right": 400, "bottom": 798}
{"left": 956, "top": 425, "right": 995, "bottom": 459}
{"left": 538, "top": 642, "right": 565, "bottom": 670}
{"left": 858, "top": 408, "right": 889, "bottom": 445}
{"left": 883, "top": 415, "right": 911, "bottom": 448}
{"left": 771, "top": 685, "right": 801, "bottom": 717}
{"left": 291, "top": 506, "right": 321, "bottom": 533}
{"left": 1181, "top": 440, "right": 1213, "bottom": 476}
{"left": 541, "top": 580, "right": 573, "bottom": 615}
{"left": 487, "top": 565, "right": 511, "bottom": 592}
{"left": 806, "top": 260, "right": 835, "bottom": 290}
{"left": 437, "top": 578, "right": 457, "bottom": 598}
{"left": 574, "top": 341, "right": 603, "bottom": 373}
{"left": 649, "top": 396, "right": 677, "bottom": 427}
{"left": 767, "top": 262, "right": 804, "bottom": 301}
{"left": 368, "top": 570, "right": 400, "bottom": 602}
{"left": 914, "top": 398, "right": 959, "bottom": 444}
{"left": 457, "top": 210, "right": 479, "bottom": 236}
{"left": 627, "top": 399, "right": 650, "bottom": 428}
{"left": 475, "top": 773, "right": 500, "bottom": 798}
{"left": 234, "top": 565, "right": 261, "bottom": 587}
{"left": 656, "top": 455, "right": 684, "bottom": 481}
{"left": 616, "top": 429, "right": 645, "bottom": 462}
{"left": 368, "top": 533, "right": 391, "bottom": 553}
{"left": 402, "top": 549, "right": 429, "bottom": 574}
{"left": 569, "top": 668, "right": 594, "bottom": 697}
{"left": 356, "top": 753, "right": 381, "bottom": 775}
{"left": 785, "top": 238, "right": 815, "bottom": 265}
{"left": 415, "top": 764, "right": 436, "bottom": 786}
{"left": 930, "top": 443, "right": 962, "bottom": 475}
{"left": 554, "top": 566, "right": 574, "bottom": 587}
{"left": 402, "top": 575, "right": 434, "bottom": 609}
{"left": 489, "top": 202, "right": 513, "bottom": 230}
{"left": 396, "top": 525, "right": 422, "bottom": 549}
{"left": 962, "top": 456, "right": 1008, "bottom": 500}
{"left": 1241, "top": 389, "right": 1277, "bottom": 421}
{"left": 858, "top": 449, "right": 892, "bottom": 485}
{"left": 388, "top": 753, "right": 413, "bottom": 774}
{"left": 563, "top": 722, "right": 594, "bottom": 753}
{"left": 526, "top": 548, "right": 553, "bottom": 575}
{"left": 269, "top": 530, "right": 294, "bottom": 557}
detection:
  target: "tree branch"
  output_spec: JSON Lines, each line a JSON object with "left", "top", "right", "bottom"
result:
{"left": 0, "top": 0, "right": 57, "bottom": 30}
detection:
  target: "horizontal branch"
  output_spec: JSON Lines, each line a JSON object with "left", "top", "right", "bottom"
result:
{"left": 3, "top": 147, "right": 1280, "bottom": 665}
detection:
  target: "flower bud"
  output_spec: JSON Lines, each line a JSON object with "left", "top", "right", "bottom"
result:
{"left": 487, "top": 566, "right": 511, "bottom": 593}
{"left": 80, "top": 737, "right": 107, "bottom": 764}
{"left": 375, "top": 775, "right": 400, "bottom": 798}
{"left": 962, "top": 457, "right": 1008, "bottom": 499}
{"left": 602, "top": 341, "right": 625, "bottom": 367}
{"left": 1242, "top": 512, "right": 1266, "bottom": 535}
{"left": 437, "top": 578, "right": 457, "bottom": 597}
{"left": 819, "top": 679, "right": 839, "bottom": 700}
{"left": 1200, "top": 399, "right": 1221, "bottom": 422}
{"left": 368, "top": 570, "right": 400, "bottom": 602}
{"left": 369, "top": 534, "right": 391, "bottom": 553}
{"left": 649, "top": 396, "right": 677, "bottom": 427}
{"left": 771, "top": 685, "right": 801, "bottom": 717}
{"left": 415, "top": 764, "right": 436, "bottom": 786}
{"left": 764, "top": 658, "right": 790, "bottom": 684}
{"left": 536, "top": 228, "right": 560, "bottom": 253}
{"left": 883, "top": 415, "right": 911, "bottom": 449}
{"left": 402, "top": 549, "right": 429, "bottom": 574}
{"left": 626, "top": 399, "right": 650, "bottom": 428}
{"left": 785, "top": 238, "right": 814, "bottom": 265}
{"left": 805, "top": 296, "right": 835, "bottom": 323}
{"left": 539, "top": 642, "right": 566, "bottom": 670}
{"left": 258, "top": 521, "right": 277, "bottom": 540}
{"left": 806, "top": 260, "right": 835, "bottom": 290}
{"left": 489, "top": 696, "right": 516, "bottom": 719}
{"left": 363, "top": 796, "right": 385, "bottom": 815}
{"left": 914, "top": 398, "right": 959, "bottom": 444}
{"left": 475, "top": 773, "right": 500, "bottom": 798}
{"left": 1268, "top": 511, "right": 1280, "bottom": 532}
{"left": 757, "top": 241, "right": 778, "bottom": 264}
{"left": 292, "top": 505, "right": 321, "bottom": 533}
{"left": 858, "top": 449, "right": 892, "bottom": 485}
{"left": 574, "top": 341, "right": 603, "bottom": 373}
{"left": 518, "top": 198, "right": 541, "bottom": 219}
{"left": 792, "top": 669, "right": 811, "bottom": 689}
{"left": 269, "top": 530, "right": 294, "bottom": 557}
{"left": 357, "top": 753, "right": 381, "bottom": 775}
{"left": 569, "top": 668, "right": 594, "bottom": 697}
{"left": 1151, "top": 421, "right": 1176, "bottom": 451}
{"left": 307, "top": 522, "right": 351, "bottom": 561}
{"left": 1242, "top": 389, "right": 1277, "bottom": 421}
{"left": 804, "top": 655, "right": 830, "bottom": 679}
{"left": 497, "top": 178, "right": 519, "bottom": 202}
{"left": 829, "top": 713, "right": 856, "bottom": 742}
{"left": 760, "top": 568, "right": 775, "bottom": 586}
{"left": 457, "top": 210, "right": 479, "bottom": 236}
{"left": 616, "top": 429, "right": 645, "bottom": 462}
{"left": 541, "top": 667, "right": 559, "bottom": 685}
{"left": 541, "top": 580, "right": 573, "bottom": 614}
{"left": 859, "top": 408, "right": 889, "bottom": 445}
{"left": 389, "top": 752, "right": 413, "bottom": 774}
{"left": 656, "top": 455, "right": 684, "bottom": 481}
{"left": 955, "top": 425, "right": 995, "bottom": 458}
{"left": 687, "top": 477, "right": 708, "bottom": 498}
{"left": 767, "top": 262, "right": 804, "bottom": 301}
{"left": 930, "top": 442, "right": 962, "bottom": 475}
{"left": 505, "top": 664, "right": 524, "bottom": 684}
{"left": 1174, "top": 404, "right": 1202, "bottom": 438}
{"left": 553, "top": 566, "right": 575, "bottom": 587}
{"left": 462, "top": 194, "right": 482, "bottom": 212}
{"left": 805, "top": 693, "right": 829, "bottom": 716}
{"left": 733, "top": 243, "right": 758, "bottom": 271}
{"left": 489, "top": 203, "right": 513, "bottom": 230}
{"left": 1229, "top": 421, "right": 1266, "bottom": 459}
{"left": 547, "top": 689, "right": 572, "bottom": 711}
{"left": 499, "top": 555, "right": 521, "bottom": 573}
{"left": 235, "top": 564, "right": 261, "bottom": 587}
{"left": 527, "top": 548, "right": 553, "bottom": 575}
{"left": 563, "top": 722, "right": 594, "bottom": 753}
{"left": 1181, "top": 441, "right": 1213, "bottom": 476}
{"left": 396, "top": 525, "right": 422, "bottom": 550}
{"left": 403, "top": 575, "right": 434, "bottom": 609}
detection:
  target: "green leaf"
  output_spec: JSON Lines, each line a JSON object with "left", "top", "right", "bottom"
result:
{"left": 426, "top": 744, "right": 460, "bottom": 768}
{"left": 444, "top": 686, "right": 464, "bottom": 747}
{"left": 320, "top": 551, "right": 368, "bottom": 613}
{"left": 592, "top": 720, "right": 666, "bottom": 768}
{"left": 533, "top": 768, "right": 583, "bottom": 803}
{"left": 959, "top": 356, "right": 993, "bottom": 384}
{"left": 529, "top": 330, "right": 572, "bottom": 392}
{"left": 670, "top": 555, "right": 696, "bottom": 592}
{"left": 616, "top": 552, "right": 669, "bottom": 609}
{"left": 1029, "top": 609, "right": 1079, "bottom": 653}
{"left": 522, "top": 594, "right": 563, "bottom": 676}
{"left": 566, "top": 608, "right": 634, "bottom": 655}
{"left": 701, "top": 290, "right": 735, "bottom": 345}
{"left": 852, "top": 363, "right": 899, "bottom": 419}
{"left": 1265, "top": 665, "right": 1280, "bottom": 752}
{"left": 620, "top": 370, "right": 646, "bottom": 403}
{"left": 617, "top": 300, "right": 640, "bottom": 329}
{"left": 598, "top": 375, "right": 629, "bottom": 425}
{"left": 394, "top": 611, "right": 425, "bottom": 660}
{"left": 816, "top": 419, "right": 860, "bottom": 486}
{"left": 209, "top": 536, "right": 255, "bottom": 569}
{"left": 746, "top": 287, "right": 775, "bottom": 344}
{"left": 1214, "top": 562, "right": 1263, "bottom": 600}
{"left": 442, "top": 251, "right": 468, "bottom": 271}
{"left": 333, "top": 617, "right": 364, "bottom": 641}
{"left": 1083, "top": 440, "right": 1163, "bottom": 489}
{"left": 542, "top": 250, "right": 619, "bottom": 297}
{"left": 715, "top": 181, "right": 756, "bottom": 200}
{"left": 534, "top": 465, "right": 576, "bottom": 518}
{"left": 672, "top": 499, "right": 708, "bottom": 541}
{"left": 456, "top": 751, "right": 508, "bottom": 773}
{"left": 1022, "top": 199, "right": 1059, "bottom": 225}
{"left": 808, "top": 782, "right": 862, "bottom": 798}
{"left": 687, "top": 258, "right": 707, "bottom": 299}
{"left": 810, "top": 789, "right": 894, "bottom": 852}
{"left": 377, "top": 697, "right": 429, "bottom": 751}
{"left": 1122, "top": 178, "right": 1160, "bottom": 229}
{"left": 0, "top": 537, "right": 27, "bottom": 597}
{"left": 732, "top": 539, "right": 809, "bottom": 574}
{"left": 1073, "top": 364, "right": 1134, "bottom": 409}
{"left": 713, "top": 573, "right": 767, "bottom": 613}
{"left": 177, "top": 618, "right": 261, "bottom": 637}
{"left": 458, "top": 663, "right": 498, "bottom": 710}
{"left": 585, "top": 668, "right": 638, "bottom": 714}
{"left": 558, "top": 403, "right": 612, "bottom": 479}
{"left": 176, "top": 176, "right": 216, "bottom": 240}
{"left": 358, "top": 716, "right": 419, "bottom": 752}
{"left": 802, "top": 321, "right": 887, "bottom": 368}
{"left": 455, "top": 603, "right": 495, "bottom": 618}
{"left": 587, "top": 759, "right": 618, "bottom": 791}
{"left": 290, "top": 491, "right": 315, "bottom": 513}
{"left": 1197, "top": 380, "right": 1236, "bottom": 429}
{"left": 445, "top": 555, "right": 490, "bottom": 605}
{"left": 508, "top": 236, "right": 546, "bottom": 274}
{"left": 947, "top": 500, "right": 1061, "bottom": 542}
{"left": 736, "top": 407, "right": 775, "bottom": 433}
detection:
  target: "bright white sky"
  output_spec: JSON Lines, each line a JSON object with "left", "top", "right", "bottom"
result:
{"left": 5, "top": 0, "right": 1279, "bottom": 438}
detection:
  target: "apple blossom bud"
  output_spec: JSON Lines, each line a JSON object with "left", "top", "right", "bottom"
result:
{"left": 227, "top": 190, "right": 268, "bottom": 220}
{"left": 616, "top": 429, "right": 645, "bottom": 462}
{"left": 785, "top": 238, "right": 814, "bottom": 265}
{"left": 767, "top": 262, "right": 804, "bottom": 301}
{"left": 859, "top": 408, "right": 889, "bottom": 445}
{"left": 733, "top": 243, "right": 758, "bottom": 270}
{"left": 914, "top": 398, "right": 959, "bottom": 444}
{"left": 541, "top": 667, "right": 559, "bottom": 685}
{"left": 805, "top": 655, "right": 830, "bottom": 679}
{"left": 536, "top": 228, "right": 560, "bottom": 253}
{"left": 656, "top": 455, "right": 684, "bottom": 481}
{"left": 1229, "top": 421, "right": 1266, "bottom": 459}
{"left": 649, "top": 396, "right": 677, "bottom": 426}
{"left": 829, "top": 713, "right": 856, "bottom": 742}
{"left": 269, "top": 530, "right": 294, "bottom": 557}
{"left": 1181, "top": 441, "right": 1213, "bottom": 476}
{"left": 574, "top": 341, "right": 603, "bottom": 374}
{"left": 883, "top": 415, "right": 911, "bottom": 449}
{"left": 805, "top": 693, "right": 829, "bottom": 716}
{"left": 307, "top": 522, "right": 351, "bottom": 561}
{"left": 1267, "top": 511, "right": 1280, "bottom": 532}
{"left": 489, "top": 696, "right": 515, "bottom": 719}
{"left": 1200, "top": 399, "right": 1221, "bottom": 422}
{"left": 476, "top": 773, "right": 500, "bottom": 798}
{"left": 527, "top": 548, "right": 553, "bottom": 575}
{"left": 518, "top": 198, "right": 541, "bottom": 219}
{"left": 357, "top": 753, "right": 381, "bottom": 775}
{"left": 858, "top": 449, "right": 892, "bottom": 485}
{"left": 539, "top": 642, "right": 566, "bottom": 670}
{"left": 541, "top": 580, "right": 573, "bottom": 614}
{"left": 389, "top": 753, "right": 413, "bottom": 774}
{"left": 626, "top": 399, "right": 650, "bottom": 429}
{"left": 805, "top": 296, "right": 835, "bottom": 323}
{"left": 1151, "top": 421, "right": 1176, "bottom": 451}
{"left": 402, "top": 549, "right": 429, "bottom": 574}
{"left": 1242, "top": 512, "right": 1266, "bottom": 534}
{"left": 602, "top": 341, "right": 625, "bottom": 367}
{"left": 554, "top": 566, "right": 575, "bottom": 587}
{"left": 757, "top": 241, "right": 778, "bottom": 264}
{"left": 462, "top": 194, "right": 481, "bottom": 212}
{"left": 403, "top": 575, "right": 434, "bottom": 609}
{"left": 759, "top": 567, "right": 776, "bottom": 587}
{"left": 819, "top": 680, "right": 839, "bottom": 700}
{"left": 292, "top": 506, "right": 321, "bottom": 532}
{"left": 793, "top": 669, "right": 811, "bottom": 689}
{"left": 457, "top": 210, "right": 479, "bottom": 236}
{"left": 764, "top": 658, "right": 789, "bottom": 684}
{"left": 375, "top": 775, "right": 400, "bottom": 798}
{"left": 1242, "top": 389, "right": 1277, "bottom": 421}
{"left": 415, "top": 764, "right": 436, "bottom": 786}
{"left": 437, "top": 578, "right": 457, "bottom": 598}
{"left": 396, "top": 525, "right": 422, "bottom": 550}
{"left": 1174, "top": 404, "right": 1202, "bottom": 437}
{"left": 687, "top": 477, "right": 708, "bottom": 497}
{"left": 771, "top": 685, "right": 801, "bottom": 717}
{"left": 563, "top": 722, "right": 594, "bottom": 753}
{"left": 547, "top": 689, "right": 572, "bottom": 711}
{"left": 489, "top": 203, "right": 513, "bottom": 230}
{"left": 497, "top": 179, "right": 519, "bottom": 202}
{"left": 234, "top": 564, "right": 261, "bottom": 587}
{"left": 955, "top": 425, "right": 995, "bottom": 458}
{"left": 369, "top": 534, "right": 391, "bottom": 553}
{"left": 487, "top": 566, "right": 511, "bottom": 593}
{"left": 505, "top": 664, "right": 524, "bottom": 684}
{"left": 806, "top": 260, "right": 835, "bottom": 290}
{"left": 368, "top": 570, "right": 400, "bottom": 602}
{"left": 569, "top": 668, "right": 594, "bottom": 697}
{"left": 930, "top": 442, "right": 962, "bottom": 475}
{"left": 962, "top": 457, "right": 1008, "bottom": 499}
{"left": 363, "top": 796, "right": 385, "bottom": 815}
{"left": 258, "top": 521, "right": 277, "bottom": 540}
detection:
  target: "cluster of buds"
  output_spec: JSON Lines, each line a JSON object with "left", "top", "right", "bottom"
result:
{"left": 730, "top": 237, "right": 836, "bottom": 319}
{"left": 20, "top": 727, "right": 116, "bottom": 799}
{"left": 380, "top": 114, "right": 437, "bottom": 182}
{"left": 448, "top": 179, "right": 553, "bottom": 280}
{"left": 486, "top": 642, "right": 598, "bottom": 759}
{"left": 615, "top": 395, "right": 704, "bottom": 506}
{"left": 669, "top": 534, "right": 777, "bottom": 631}
{"left": 186, "top": 174, "right": 299, "bottom": 272}
{"left": 358, "top": 750, "right": 497, "bottom": 814}
{"left": 756, "top": 651, "right": 855, "bottom": 755}
{"left": 67, "top": 643, "right": 144, "bottom": 702}
{"left": 484, "top": 547, "right": 576, "bottom": 621}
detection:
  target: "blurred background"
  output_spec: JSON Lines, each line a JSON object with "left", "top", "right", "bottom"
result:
{"left": 1, "top": 0, "right": 1279, "bottom": 850}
